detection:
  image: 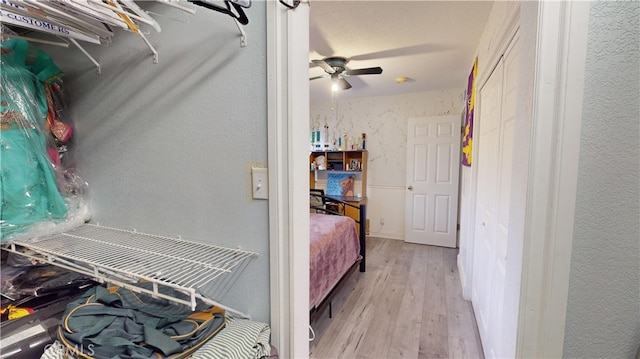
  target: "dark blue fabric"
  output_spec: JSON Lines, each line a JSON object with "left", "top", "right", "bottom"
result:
{"left": 58, "top": 283, "right": 225, "bottom": 358}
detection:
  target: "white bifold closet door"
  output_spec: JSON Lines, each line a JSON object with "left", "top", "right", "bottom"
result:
{"left": 471, "top": 33, "right": 519, "bottom": 359}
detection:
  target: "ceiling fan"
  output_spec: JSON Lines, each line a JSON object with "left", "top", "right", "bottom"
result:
{"left": 309, "top": 56, "right": 383, "bottom": 90}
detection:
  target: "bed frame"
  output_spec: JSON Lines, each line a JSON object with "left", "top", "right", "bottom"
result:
{"left": 309, "top": 189, "right": 366, "bottom": 319}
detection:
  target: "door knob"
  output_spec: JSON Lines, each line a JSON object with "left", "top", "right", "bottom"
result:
{"left": 407, "top": 185, "right": 413, "bottom": 190}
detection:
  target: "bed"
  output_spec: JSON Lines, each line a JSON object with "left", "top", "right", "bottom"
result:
{"left": 309, "top": 190, "right": 366, "bottom": 313}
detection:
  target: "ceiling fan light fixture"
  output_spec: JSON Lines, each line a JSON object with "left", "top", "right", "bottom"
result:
{"left": 331, "top": 82, "right": 339, "bottom": 92}
{"left": 310, "top": 56, "right": 382, "bottom": 91}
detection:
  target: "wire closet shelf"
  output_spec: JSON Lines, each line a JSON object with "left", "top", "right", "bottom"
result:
{"left": 4, "top": 224, "right": 258, "bottom": 315}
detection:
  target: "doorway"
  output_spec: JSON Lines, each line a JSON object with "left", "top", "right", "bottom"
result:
{"left": 278, "top": 1, "right": 589, "bottom": 358}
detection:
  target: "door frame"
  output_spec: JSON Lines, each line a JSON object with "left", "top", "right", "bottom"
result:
{"left": 270, "top": 0, "right": 590, "bottom": 357}
{"left": 267, "top": 1, "right": 310, "bottom": 358}
{"left": 516, "top": 1, "right": 589, "bottom": 357}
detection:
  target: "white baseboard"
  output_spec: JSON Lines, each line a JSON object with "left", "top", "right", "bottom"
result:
{"left": 457, "top": 254, "right": 471, "bottom": 301}
{"left": 369, "top": 230, "right": 403, "bottom": 241}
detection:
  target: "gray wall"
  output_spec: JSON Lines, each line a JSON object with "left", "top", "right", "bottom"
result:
{"left": 563, "top": 2, "right": 640, "bottom": 357}
{"left": 43, "top": 2, "right": 270, "bottom": 322}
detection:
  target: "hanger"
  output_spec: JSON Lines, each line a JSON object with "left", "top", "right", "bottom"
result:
{"left": 279, "top": 0, "right": 301, "bottom": 10}
{"left": 153, "top": 0, "right": 196, "bottom": 15}
{"left": 188, "top": 0, "right": 249, "bottom": 25}
{"left": 106, "top": 0, "right": 159, "bottom": 63}
{"left": 0, "top": 31, "right": 70, "bottom": 48}
{"left": 85, "top": 0, "right": 157, "bottom": 28}
{"left": 187, "top": 0, "right": 248, "bottom": 47}
{"left": 55, "top": 0, "right": 131, "bottom": 31}
{"left": 145, "top": 2, "right": 194, "bottom": 25}
{"left": 0, "top": 2, "right": 103, "bottom": 44}
{"left": 229, "top": 0, "right": 251, "bottom": 8}
{"left": 0, "top": 25, "right": 102, "bottom": 74}
{"left": 119, "top": 0, "right": 162, "bottom": 33}
{"left": 21, "top": 0, "right": 114, "bottom": 39}
{"left": 0, "top": 1, "right": 103, "bottom": 43}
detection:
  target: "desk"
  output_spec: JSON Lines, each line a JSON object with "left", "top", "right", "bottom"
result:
{"left": 326, "top": 196, "right": 367, "bottom": 235}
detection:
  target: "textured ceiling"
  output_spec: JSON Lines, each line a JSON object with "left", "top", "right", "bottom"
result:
{"left": 309, "top": 1, "right": 494, "bottom": 103}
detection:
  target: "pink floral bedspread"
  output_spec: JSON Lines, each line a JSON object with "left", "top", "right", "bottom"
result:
{"left": 309, "top": 213, "right": 361, "bottom": 310}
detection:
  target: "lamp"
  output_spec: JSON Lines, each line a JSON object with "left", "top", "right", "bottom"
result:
{"left": 331, "top": 72, "right": 340, "bottom": 92}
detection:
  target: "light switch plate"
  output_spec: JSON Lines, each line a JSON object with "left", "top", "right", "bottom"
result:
{"left": 251, "top": 167, "right": 268, "bottom": 199}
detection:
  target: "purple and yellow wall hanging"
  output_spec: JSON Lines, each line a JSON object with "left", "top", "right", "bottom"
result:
{"left": 461, "top": 57, "right": 477, "bottom": 167}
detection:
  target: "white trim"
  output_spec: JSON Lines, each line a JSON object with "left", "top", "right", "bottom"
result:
{"left": 370, "top": 230, "right": 404, "bottom": 241}
{"left": 288, "top": 3, "right": 311, "bottom": 358}
{"left": 457, "top": 254, "right": 468, "bottom": 293}
{"left": 267, "top": 2, "right": 310, "bottom": 357}
{"left": 366, "top": 184, "right": 406, "bottom": 190}
{"left": 517, "top": 1, "right": 590, "bottom": 357}
{"left": 267, "top": 1, "right": 287, "bottom": 355}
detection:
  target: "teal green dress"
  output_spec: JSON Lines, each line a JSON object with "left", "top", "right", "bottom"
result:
{"left": 1, "top": 39, "right": 68, "bottom": 241}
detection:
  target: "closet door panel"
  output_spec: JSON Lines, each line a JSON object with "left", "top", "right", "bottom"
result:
{"left": 472, "top": 34, "right": 520, "bottom": 359}
{"left": 472, "top": 59, "right": 503, "bottom": 359}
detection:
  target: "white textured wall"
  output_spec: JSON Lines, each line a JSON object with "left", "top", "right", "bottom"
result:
{"left": 42, "top": 2, "right": 270, "bottom": 322}
{"left": 563, "top": 2, "right": 640, "bottom": 357}
{"left": 311, "top": 90, "right": 464, "bottom": 239}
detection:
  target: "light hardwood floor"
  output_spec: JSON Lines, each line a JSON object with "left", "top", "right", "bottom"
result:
{"left": 309, "top": 237, "right": 484, "bottom": 359}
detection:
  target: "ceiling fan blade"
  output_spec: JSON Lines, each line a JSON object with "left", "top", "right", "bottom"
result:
{"left": 350, "top": 44, "right": 448, "bottom": 61}
{"left": 347, "top": 67, "right": 383, "bottom": 76}
{"left": 309, "top": 75, "right": 328, "bottom": 81}
{"left": 338, "top": 78, "right": 352, "bottom": 90}
{"left": 312, "top": 59, "right": 335, "bottom": 74}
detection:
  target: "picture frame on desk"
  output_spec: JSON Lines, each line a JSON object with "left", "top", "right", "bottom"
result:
{"left": 327, "top": 172, "right": 356, "bottom": 197}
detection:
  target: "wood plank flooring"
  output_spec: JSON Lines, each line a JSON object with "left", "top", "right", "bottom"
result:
{"left": 309, "top": 237, "right": 484, "bottom": 359}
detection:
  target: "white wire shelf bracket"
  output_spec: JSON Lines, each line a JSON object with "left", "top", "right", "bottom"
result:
{"left": 3, "top": 224, "right": 258, "bottom": 315}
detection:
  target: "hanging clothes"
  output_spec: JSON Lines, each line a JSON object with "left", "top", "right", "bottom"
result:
{"left": 0, "top": 38, "right": 68, "bottom": 241}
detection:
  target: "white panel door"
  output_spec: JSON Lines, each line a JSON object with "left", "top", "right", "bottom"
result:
{"left": 404, "top": 116, "right": 461, "bottom": 247}
{"left": 472, "top": 60, "right": 502, "bottom": 359}
{"left": 472, "top": 36, "right": 519, "bottom": 359}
